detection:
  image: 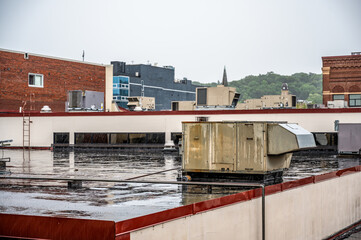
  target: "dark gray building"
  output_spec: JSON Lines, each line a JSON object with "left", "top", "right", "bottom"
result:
{"left": 111, "top": 61, "right": 198, "bottom": 110}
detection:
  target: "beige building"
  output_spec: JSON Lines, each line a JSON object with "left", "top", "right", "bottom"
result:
{"left": 171, "top": 85, "right": 240, "bottom": 111}
{"left": 172, "top": 67, "right": 240, "bottom": 111}
{"left": 127, "top": 96, "right": 155, "bottom": 111}
{"left": 237, "top": 83, "right": 296, "bottom": 110}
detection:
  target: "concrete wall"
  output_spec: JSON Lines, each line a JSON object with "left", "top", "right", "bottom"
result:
{"left": 0, "top": 109, "right": 360, "bottom": 147}
{"left": 124, "top": 170, "right": 361, "bottom": 240}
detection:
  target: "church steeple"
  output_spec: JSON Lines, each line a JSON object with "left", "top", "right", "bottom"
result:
{"left": 222, "top": 66, "right": 228, "bottom": 86}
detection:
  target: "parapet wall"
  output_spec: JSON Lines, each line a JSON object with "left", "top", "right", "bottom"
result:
{"left": 118, "top": 166, "right": 361, "bottom": 240}
{"left": 0, "top": 167, "right": 360, "bottom": 240}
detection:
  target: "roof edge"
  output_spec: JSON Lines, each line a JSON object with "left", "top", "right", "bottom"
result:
{"left": 0, "top": 48, "right": 109, "bottom": 67}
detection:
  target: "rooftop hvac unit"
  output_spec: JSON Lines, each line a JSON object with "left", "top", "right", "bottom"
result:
{"left": 68, "top": 91, "right": 83, "bottom": 108}
{"left": 180, "top": 121, "right": 316, "bottom": 184}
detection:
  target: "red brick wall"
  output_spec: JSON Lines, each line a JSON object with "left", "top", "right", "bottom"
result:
{"left": 322, "top": 55, "right": 361, "bottom": 106}
{"left": 0, "top": 50, "right": 106, "bottom": 112}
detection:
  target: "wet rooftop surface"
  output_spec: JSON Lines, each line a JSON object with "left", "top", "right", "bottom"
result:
{"left": 0, "top": 149, "right": 360, "bottom": 221}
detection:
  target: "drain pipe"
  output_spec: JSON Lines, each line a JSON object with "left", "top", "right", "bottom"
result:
{"left": 1, "top": 176, "right": 266, "bottom": 240}
{"left": 262, "top": 184, "right": 265, "bottom": 240}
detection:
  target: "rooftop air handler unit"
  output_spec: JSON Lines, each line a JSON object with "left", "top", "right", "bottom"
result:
{"left": 181, "top": 121, "right": 316, "bottom": 184}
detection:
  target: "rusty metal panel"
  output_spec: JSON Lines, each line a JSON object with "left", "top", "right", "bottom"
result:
{"left": 266, "top": 153, "right": 292, "bottom": 171}
{"left": 182, "top": 122, "right": 210, "bottom": 170}
{"left": 236, "top": 123, "right": 265, "bottom": 172}
{"left": 210, "top": 122, "right": 236, "bottom": 171}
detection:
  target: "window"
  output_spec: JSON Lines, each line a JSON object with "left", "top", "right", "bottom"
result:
{"left": 349, "top": 94, "right": 361, "bottom": 107}
{"left": 110, "top": 133, "right": 128, "bottom": 144}
{"left": 196, "top": 116, "right": 208, "bottom": 122}
{"left": 197, "top": 88, "right": 207, "bottom": 105}
{"left": 53, "top": 133, "right": 69, "bottom": 144}
{"left": 333, "top": 94, "right": 344, "bottom": 101}
{"left": 129, "top": 133, "right": 146, "bottom": 144}
{"left": 146, "top": 133, "right": 165, "bottom": 144}
{"left": 28, "top": 73, "right": 44, "bottom": 87}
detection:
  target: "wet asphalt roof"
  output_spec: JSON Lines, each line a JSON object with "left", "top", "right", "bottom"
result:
{"left": 0, "top": 149, "right": 360, "bottom": 221}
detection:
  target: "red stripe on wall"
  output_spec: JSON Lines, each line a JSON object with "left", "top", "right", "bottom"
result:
{"left": 0, "top": 214, "right": 115, "bottom": 240}
{"left": 115, "top": 205, "right": 193, "bottom": 234}
{"left": 1, "top": 107, "right": 361, "bottom": 118}
{"left": 281, "top": 176, "right": 314, "bottom": 191}
{"left": 115, "top": 233, "right": 131, "bottom": 240}
{"left": 193, "top": 189, "right": 255, "bottom": 214}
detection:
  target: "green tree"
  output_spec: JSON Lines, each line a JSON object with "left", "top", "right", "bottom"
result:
{"left": 307, "top": 93, "right": 323, "bottom": 104}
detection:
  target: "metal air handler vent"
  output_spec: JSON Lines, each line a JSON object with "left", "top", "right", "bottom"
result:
{"left": 180, "top": 121, "right": 316, "bottom": 184}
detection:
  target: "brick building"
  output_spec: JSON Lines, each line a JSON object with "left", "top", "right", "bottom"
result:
{"left": 322, "top": 52, "right": 361, "bottom": 107}
{"left": 0, "top": 49, "right": 113, "bottom": 112}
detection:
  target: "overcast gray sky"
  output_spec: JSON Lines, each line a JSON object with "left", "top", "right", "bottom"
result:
{"left": 0, "top": 0, "right": 360, "bottom": 83}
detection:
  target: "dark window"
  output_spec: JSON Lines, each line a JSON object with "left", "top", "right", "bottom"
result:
{"left": 29, "top": 74, "right": 34, "bottom": 85}
{"left": 333, "top": 94, "right": 344, "bottom": 100}
{"left": 75, "top": 133, "right": 92, "bottom": 144}
{"left": 54, "top": 133, "right": 69, "bottom": 144}
{"left": 146, "top": 133, "right": 165, "bottom": 144}
{"left": 349, "top": 94, "right": 361, "bottom": 107}
{"left": 110, "top": 133, "right": 128, "bottom": 144}
{"left": 92, "top": 133, "right": 109, "bottom": 144}
{"left": 196, "top": 117, "right": 208, "bottom": 122}
{"left": 197, "top": 88, "right": 207, "bottom": 105}
{"left": 292, "top": 96, "right": 296, "bottom": 107}
{"left": 129, "top": 133, "right": 146, "bottom": 144}
{"left": 28, "top": 73, "right": 43, "bottom": 87}
{"left": 172, "top": 102, "right": 179, "bottom": 111}
{"left": 74, "top": 132, "right": 166, "bottom": 145}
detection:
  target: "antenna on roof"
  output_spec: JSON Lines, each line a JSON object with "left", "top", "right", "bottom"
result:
{"left": 82, "top": 50, "right": 85, "bottom": 62}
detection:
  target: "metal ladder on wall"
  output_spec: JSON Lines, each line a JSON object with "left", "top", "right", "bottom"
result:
{"left": 22, "top": 93, "right": 35, "bottom": 150}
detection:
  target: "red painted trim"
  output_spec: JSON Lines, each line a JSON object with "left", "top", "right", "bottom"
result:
{"left": 0, "top": 235, "right": 49, "bottom": 240}
{"left": 336, "top": 166, "right": 361, "bottom": 177}
{"left": 265, "top": 183, "right": 282, "bottom": 195}
{"left": 313, "top": 172, "right": 338, "bottom": 183}
{"left": 115, "top": 205, "right": 193, "bottom": 234}
{"left": 1, "top": 108, "right": 360, "bottom": 118}
{"left": 281, "top": 176, "right": 314, "bottom": 191}
{"left": 325, "top": 219, "right": 361, "bottom": 240}
{"left": 115, "top": 233, "right": 131, "bottom": 240}
{"left": 193, "top": 190, "right": 255, "bottom": 214}
{"left": 0, "top": 213, "right": 115, "bottom": 240}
